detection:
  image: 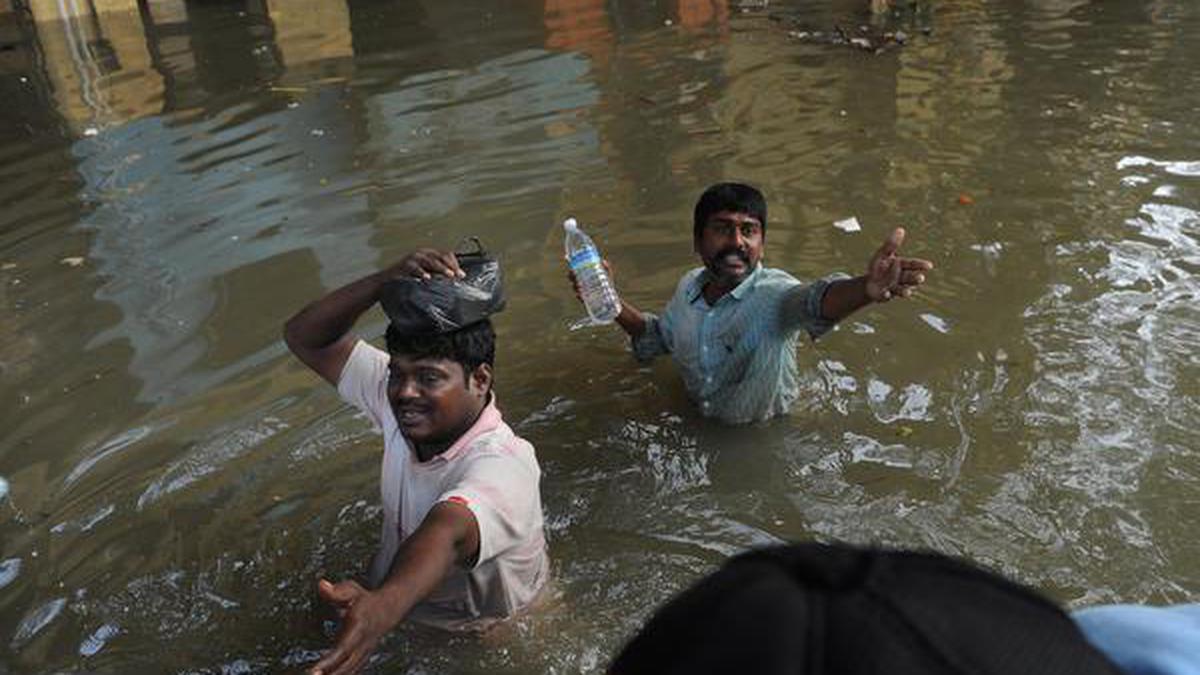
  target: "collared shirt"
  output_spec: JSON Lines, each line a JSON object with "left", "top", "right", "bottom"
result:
{"left": 337, "top": 340, "right": 549, "bottom": 631}
{"left": 632, "top": 264, "right": 847, "bottom": 424}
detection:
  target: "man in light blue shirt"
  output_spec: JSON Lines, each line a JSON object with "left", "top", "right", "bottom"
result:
{"left": 573, "top": 183, "right": 934, "bottom": 424}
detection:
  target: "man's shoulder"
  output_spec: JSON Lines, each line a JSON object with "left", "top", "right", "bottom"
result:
{"left": 674, "top": 268, "right": 706, "bottom": 293}
{"left": 466, "top": 419, "right": 538, "bottom": 465}
{"left": 757, "top": 266, "right": 803, "bottom": 285}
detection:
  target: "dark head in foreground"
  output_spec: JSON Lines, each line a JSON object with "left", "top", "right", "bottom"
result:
{"left": 611, "top": 543, "right": 1122, "bottom": 675}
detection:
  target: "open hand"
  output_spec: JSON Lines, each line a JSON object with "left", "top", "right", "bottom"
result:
{"left": 383, "top": 249, "right": 465, "bottom": 281}
{"left": 864, "top": 228, "right": 934, "bottom": 302}
{"left": 310, "top": 579, "right": 400, "bottom": 675}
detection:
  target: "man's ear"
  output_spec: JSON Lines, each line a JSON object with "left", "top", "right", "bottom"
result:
{"left": 469, "top": 363, "right": 493, "bottom": 397}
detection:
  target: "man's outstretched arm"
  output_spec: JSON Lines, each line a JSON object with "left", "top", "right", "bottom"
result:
{"left": 283, "top": 250, "right": 465, "bottom": 384}
{"left": 310, "top": 502, "right": 480, "bottom": 675}
{"left": 819, "top": 227, "right": 934, "bottom": 322}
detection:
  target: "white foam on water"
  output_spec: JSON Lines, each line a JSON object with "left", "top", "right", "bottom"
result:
{"left": 1116, "top": 155, "right": 1200, "bottom": 177}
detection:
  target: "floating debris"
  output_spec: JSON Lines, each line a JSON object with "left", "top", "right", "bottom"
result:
{"left": 957, "top": 193, "right": 975, "bottom": 206}
{"left": 0, "top": 558, "right": 20, "bottom": 589}
{"left": 0, "top": 475, "right": 7, "bottom": 500}
{"left": 79, "top": 623, "right": 121, "bottom": 657}
{"left": 920, "top": 313, "right": 951, "bottom": 334}
{"left": 833, "top": 216, "right": 862, "bottom": 233}
{"left": 969, "top": 242, "right": 1004, "bottom": 259}
{"left": 775, "top": 13, "right": 918, "bottom": 55}
{"left": 59, "top": 257, "right": 86, "bottom": 267}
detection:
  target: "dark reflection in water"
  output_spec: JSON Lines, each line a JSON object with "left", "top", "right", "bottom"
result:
{"left": 1, "top": 0, "right": 1199, "bottom": 672}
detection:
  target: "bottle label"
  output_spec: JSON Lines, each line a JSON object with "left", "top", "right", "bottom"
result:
{"left": 568, "top": 247, "right": 601, "bottom": 270}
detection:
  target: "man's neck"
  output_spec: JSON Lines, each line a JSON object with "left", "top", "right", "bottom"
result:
{"left": 702, "top": 278, "right": 738, "bottom": 305}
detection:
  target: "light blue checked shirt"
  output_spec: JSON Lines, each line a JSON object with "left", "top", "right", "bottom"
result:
{"left": 632, "top": 264, "right": 848, "bottom": 424}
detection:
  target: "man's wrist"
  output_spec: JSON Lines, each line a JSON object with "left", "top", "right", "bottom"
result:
{"left": 860, "top": 275, "right": 888, "bottom": 303}
{"left": 370, "top": 585, "right": 413, "bottom": 628}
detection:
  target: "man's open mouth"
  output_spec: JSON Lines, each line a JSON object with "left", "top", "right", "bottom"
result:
{"left": 720, "top": 253, "right": 748, "bottom": 271}
{"left": 398, "top": 407, "right": 431, "bottom": 425}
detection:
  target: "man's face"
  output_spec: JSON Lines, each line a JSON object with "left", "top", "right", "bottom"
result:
{"left": 695, "top": 210, "right": 765, "bottom": 288}
{"left": 386, "top": 354, "right": 490, "bottom": 447}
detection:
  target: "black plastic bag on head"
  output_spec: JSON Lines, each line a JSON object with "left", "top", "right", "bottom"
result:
{"left": 380, "top": 238, "right": 506, "bottom": 335}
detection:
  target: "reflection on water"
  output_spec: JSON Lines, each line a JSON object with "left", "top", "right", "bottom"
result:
{"left": 1, "top": 0, "right": 1199, "bottom": 671}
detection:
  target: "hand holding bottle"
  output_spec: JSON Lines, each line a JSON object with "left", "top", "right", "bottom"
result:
{"left": 563, "top": 218, "right": 621, "bottom": 324}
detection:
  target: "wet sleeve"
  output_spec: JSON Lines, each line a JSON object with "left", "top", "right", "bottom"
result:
{"left": 335, "top": 339, "right": 391, "bottom": 431}
{"left": 630, "top": 309, "right": 674, "bottom": 363}
{"left": 779, "top": 272, "right": 850, "bottom": 341}
{"left": 439, "top": 449, "right": 541, "bottom": 568}
{"left": 632, "top": 274, "right": 693, "bottom": 362}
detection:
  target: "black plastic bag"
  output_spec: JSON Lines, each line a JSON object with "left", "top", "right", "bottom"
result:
{"left": 380, "top": 238, "right": 506, "bottom": 335}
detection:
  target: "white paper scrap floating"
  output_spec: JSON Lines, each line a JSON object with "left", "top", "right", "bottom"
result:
{"left": 833, "top": 216, "right": 862, "bottom": 233}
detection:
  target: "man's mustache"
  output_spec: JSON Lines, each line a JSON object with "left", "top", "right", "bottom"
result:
{"left": 713, "top": 247, "right": 750, "bottom": 266}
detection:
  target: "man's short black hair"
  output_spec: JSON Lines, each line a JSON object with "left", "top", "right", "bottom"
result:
{"left": 693, "top": 182, "right": 768, "bottom": 241}
{"left": 384, "top": 319, "right": 496, "bottom": 382}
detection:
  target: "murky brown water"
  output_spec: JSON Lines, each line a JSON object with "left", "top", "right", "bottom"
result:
{"left": 1, "top": 0, "right": 1198, "bottom": 672}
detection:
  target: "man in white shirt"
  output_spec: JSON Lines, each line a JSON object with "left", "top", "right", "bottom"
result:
{"left": 283, "top": 248, "right": 549, "bottom": 675}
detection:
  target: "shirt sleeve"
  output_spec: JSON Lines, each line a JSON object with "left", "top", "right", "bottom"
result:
{"left": 335, "top": 339, "right": 391, "bottom": 431}
{"left": 779, "top": 272, "right": 850, "bottom": 341}
{"left": 631, "top": 272, "right": 696, "bottom": 362}
{"left": 438, "top": 448, "right": 541, "bottom": 569}
{"left": 630, "top": 310, "right": 674, "bottom": 362}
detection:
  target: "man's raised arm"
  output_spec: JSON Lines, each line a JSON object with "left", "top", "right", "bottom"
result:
{"left": 283, "top": 250, "right": 465, "bottom": 385}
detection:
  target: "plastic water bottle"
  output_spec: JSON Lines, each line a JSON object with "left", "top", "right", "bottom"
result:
{"left": 563, "top": 217, "right": 620, "bottom": 324}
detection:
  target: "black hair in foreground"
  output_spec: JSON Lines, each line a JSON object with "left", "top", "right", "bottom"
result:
{"left": 693, "top": 182, "right": 768, "bottom": 241}
{"left": 385, "top": 319, "right": 496, "bottom": 382}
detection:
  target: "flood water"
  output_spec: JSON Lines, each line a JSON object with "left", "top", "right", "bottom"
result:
{"left": 1, "top": 0, "right": 1199, "bottom": 671}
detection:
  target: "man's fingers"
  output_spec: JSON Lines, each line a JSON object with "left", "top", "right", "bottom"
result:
{"left": 884, "top": 256, "right": 901, "bottom": 286}
{"left": 337, "top": 650, "right": 371, "bottom": 675}
{"left": 899, "top": 270, "right": 926, "bottom": 286}
{"left": 311, "top": 642, "right": 350, "bottom": 675}
{"left": 879, "top": 227, "right": 906, "bottom": 256}
{"left": 899, "top": 257, "right": 934, "bottom": 271}
{"left": 408, "top": 253, "right": 438, "bottom": 279}
{"left": 418, "top": 251, "right": 454, "bottom": 278}
{"left": 318, "top": 579, "right": 363, "bottom": 606}
{"left": 438, "top": 252, "right": 465, "bottom": 278}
